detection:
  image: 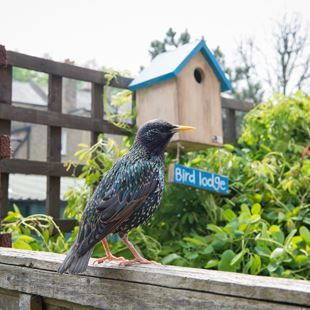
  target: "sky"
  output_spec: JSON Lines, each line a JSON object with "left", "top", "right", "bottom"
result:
{"left": 1, "top": 0, "right": 309, "bottom": 76}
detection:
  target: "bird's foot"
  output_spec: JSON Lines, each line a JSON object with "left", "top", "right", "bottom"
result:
{"left": 119, "top": 258, "right": 160, "bottom": 266}
{"left": 93, "top": 255, "right": 128, "bottom": 265}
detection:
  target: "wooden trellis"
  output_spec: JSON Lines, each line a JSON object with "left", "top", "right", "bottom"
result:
{"left": 0, "top": 45, "right": 131, "bottom": 231}
{"left": 0, "top": 45, "right": 253, "bottom": 231}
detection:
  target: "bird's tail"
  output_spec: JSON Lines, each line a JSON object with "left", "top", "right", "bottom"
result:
{"left": 58, "top": 241, "right": 92, "bottom": 274}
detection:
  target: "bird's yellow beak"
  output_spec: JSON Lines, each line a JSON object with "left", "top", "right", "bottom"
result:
{"left": 174, "top": 125, "right": 196, "bottom": 132}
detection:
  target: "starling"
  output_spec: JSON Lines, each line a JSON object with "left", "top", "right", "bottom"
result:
{"left": 58, "top": 119, "right": 194, "bottom": 274}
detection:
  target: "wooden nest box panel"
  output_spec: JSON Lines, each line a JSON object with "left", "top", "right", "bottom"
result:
{"left": 129, "top": 39, "right": 232, "bottom": 149}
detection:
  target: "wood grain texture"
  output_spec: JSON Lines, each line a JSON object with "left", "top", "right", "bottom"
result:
{"left": 136, "top": 78, "right": 179, "bottom": 127}
{"left": 0, "top": 248, "right": 309, "bottom": 309}
{"left": 177, "top": 52, "right": 222, "bottom": 146}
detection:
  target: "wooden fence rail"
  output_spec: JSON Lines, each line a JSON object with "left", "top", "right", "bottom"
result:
{"left": 0, "top": 46, "right": 132, "bottom": 231}
{"left": 0, "top": 248, "right": 309, "bottom": 309}
{"left": 0, "top": 46, "right": 253, "bottom": 231}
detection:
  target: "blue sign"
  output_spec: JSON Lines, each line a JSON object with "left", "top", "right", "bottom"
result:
{"left": 169, "top": 163, "right": 229, "bottom": 194}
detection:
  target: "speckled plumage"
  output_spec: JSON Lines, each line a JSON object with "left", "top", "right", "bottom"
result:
{"left": 78, "top": 144, "right": 165, "bottom": 255}
{"left": 58, "top": 119, "right": 180, "bottom": 274}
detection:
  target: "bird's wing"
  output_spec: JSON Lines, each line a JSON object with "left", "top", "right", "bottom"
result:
{"left": 76, "top": 160, "right": 159, "bottom": 256}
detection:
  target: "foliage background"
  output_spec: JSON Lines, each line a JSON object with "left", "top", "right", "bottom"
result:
{"left": 2, "top": 92, "right": 309, "bottom": 280}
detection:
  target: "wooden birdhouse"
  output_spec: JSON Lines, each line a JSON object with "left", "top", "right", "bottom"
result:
{"left": 128, "top": 39, "right": 232, "bottom": 149}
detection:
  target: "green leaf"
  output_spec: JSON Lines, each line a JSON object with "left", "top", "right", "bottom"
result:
{"left": 271, "top": 231, "right": 285, "bottom": 244}
{"left": 250, "top": 214, "right": 261, "bottom": 224}
{"left": 211, "top": 240, "right": 227, "bottom": 251}
{"left": 3, "top": 213, "right": 20, "bottom": 222}
{"left": 200, "top": 245, "right": 214, "bottom": 255}
{"left": 205, "top": 259, "right": 219, "bottom": 269}
{"left": 299, "top": 226, "right": 310, "bottom": 245}
{"left": 251, "top": 203, "right": 261, "bottom": 215}
{"left": 185, "top": 252, "right": 199, "bottom": 260}
{"left": 270, "top": 248, "right": 284, "bottom": 259}
{"left": 250, "top": 254, "right": 261, "bottom": 275}
{"left": 267, "top": 263, "right": 279, "bottom": 273}
{"left": 255, "top": 246, "right": 271, "bottom": 257}
{"left": 183, "top": 237, "right": 205, "bottom": 246}
{"left": 294, "top": 255, "right": 309, "bottom": 267}
{"left": 18, "top": 235, "right": 35, "bottom": 243}
{"left": 162, "top": 253, "right": 181, "bottom": 265}
{"left": 284, "top": 229, "right": 297, "bottom": 246}
{"left": 240, "top": 204, "right": 251, "bottom": 215}
{"left": 230, "top": 250, "right": 245, "bottom": 266}
{"left": 207, "top": 224, "right": 226, "bottom": 235}
{"left": 224, "top": 144, "right": 235, "bottom": 152}
{"left": 218, "top": 250, "right": 237, "bottom": 272}
{"left": 269, "top": 225, "right": 280, "bottom": 233}
{"left": 13, "top": 239, "right": 32, "bottom": 250}
{"left": 223, "top": 209, "right": 237, "bottom": 222}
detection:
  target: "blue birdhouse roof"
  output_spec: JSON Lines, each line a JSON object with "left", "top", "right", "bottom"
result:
{"left": 128, "top": 39, "right": 232, "bottom": 92}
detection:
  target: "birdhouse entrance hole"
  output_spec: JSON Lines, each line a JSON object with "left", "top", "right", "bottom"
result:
{"left": 194, "top": 68, "right": 204, "bottom": 84}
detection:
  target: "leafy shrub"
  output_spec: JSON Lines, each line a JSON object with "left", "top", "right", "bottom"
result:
{"left": 1, "top": 205, "right": 70, "bottom": 253}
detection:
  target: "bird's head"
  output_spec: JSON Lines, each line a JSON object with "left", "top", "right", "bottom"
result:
{"left": 134, "top": 119, "right": 195, "bottom": 156}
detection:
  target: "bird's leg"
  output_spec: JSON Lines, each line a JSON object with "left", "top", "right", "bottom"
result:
{"left": 93, "top": 239, "right": 128, "bottom": 264}
{"left": 120, "top": 234, "right": 159, "bottom": 266}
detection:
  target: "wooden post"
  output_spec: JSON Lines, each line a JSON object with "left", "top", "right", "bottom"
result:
{"left": 225, "top": 109, "right": 237, "bottom": 144}
{"left": 0, "top": 45, "right": 12, "bottom": 219}
{"left": 90, "top": 82, "right": 103, "bottom": 146}
{"left": 19, "top": 294, "right": 42, "bottom": 310}
{"left": 46, "top": 75, "right": 62, "bottom": 219}
{"left": 0, "top": 232, "right": 11, "bottom": 247}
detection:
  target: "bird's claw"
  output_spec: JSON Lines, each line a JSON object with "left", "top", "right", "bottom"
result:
{"left": 119, "top": 258, "right": 161, "bottom": 266}
{"left": 93, "top": 255, "right": 128, "bottom": 265}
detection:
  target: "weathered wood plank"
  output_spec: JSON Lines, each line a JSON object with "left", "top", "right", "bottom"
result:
{"left": 0, "top": 263, "right": 305, "bottom": 310}
{"left": 6, "top": 50, "right": 132, "bottom": 89}
{"left": 0, "top": 159, "right": 83, "bottom": 177}
{"left": 0, "top": 248, "right": 309, "bottom": 309}
{"left": 0, "top": 104, "right": 129, "bottom": 135}
{"left": 221, "top": 96, "right": 254, "bottom": 111}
